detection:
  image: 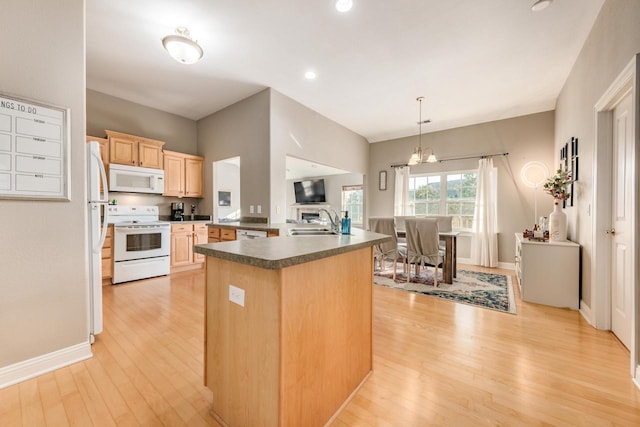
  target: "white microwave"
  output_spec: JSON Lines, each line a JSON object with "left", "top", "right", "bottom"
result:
{"left": 108, "top": 163, "right": 165, "bottom": 194}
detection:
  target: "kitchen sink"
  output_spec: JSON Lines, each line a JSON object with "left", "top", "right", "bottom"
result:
{"left": 288, "top": 227, "right": 338, "bottom": 236}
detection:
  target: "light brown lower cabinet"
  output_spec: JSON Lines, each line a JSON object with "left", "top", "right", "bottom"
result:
{"left": 101, "top": 225, "right": 113, "bottom": 283}
{"left": 171, "top": 223, "right": 208, "bottom": 272}
{"left": 221, "top": 228, "right": 236, "bottom": 241}
{"left": 208, "top": 227, "right": 221, "bottom": 243}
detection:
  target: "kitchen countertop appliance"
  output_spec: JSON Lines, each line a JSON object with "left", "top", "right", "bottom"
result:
{"left": 171, "top": 202, "right": 184, "bottom": 221}
{"left": 107, "top": 205, "right": 171, "bottom": 284}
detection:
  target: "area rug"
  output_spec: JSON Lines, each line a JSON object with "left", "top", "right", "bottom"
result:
{"left": 374, "top": 265, "right": 516, "bottom": 314}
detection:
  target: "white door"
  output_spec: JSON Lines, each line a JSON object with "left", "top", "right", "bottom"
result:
{"left": 611, "top": 92, "right": 633, "bottom": 350}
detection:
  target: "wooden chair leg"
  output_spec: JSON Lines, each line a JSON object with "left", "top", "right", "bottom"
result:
{"left": 392, "top": 259, "right": 397, "bottom": 280}
{"left": 434, "top": 265, "right": 438, "bottom": 287}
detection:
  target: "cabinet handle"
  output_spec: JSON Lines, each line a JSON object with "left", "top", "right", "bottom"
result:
{"left": 131, "top": 160, "right": 135, "bottom": 164}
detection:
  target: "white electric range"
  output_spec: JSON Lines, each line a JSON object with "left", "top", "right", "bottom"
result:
{"left": 106, "top": 205, "right": 171, "bottom": 284}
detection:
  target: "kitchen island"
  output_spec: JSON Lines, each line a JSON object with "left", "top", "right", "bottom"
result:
{"left": 194, "top": 227, "right": 389, "bottom": 427}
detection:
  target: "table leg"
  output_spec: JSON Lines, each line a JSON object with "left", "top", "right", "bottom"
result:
{"left": 452, "top": 235, "right": 457, "bottom": 279}
{"left": 443, "top": 235, "right": 453, "bottom": 284}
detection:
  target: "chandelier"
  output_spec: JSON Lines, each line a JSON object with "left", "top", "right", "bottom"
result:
{"left": 408, "top": 96, "right": 436, "bottom": 165}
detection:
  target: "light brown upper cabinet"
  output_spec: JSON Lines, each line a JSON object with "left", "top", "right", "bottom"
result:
{"left": 163, "top": 150, "right": 204, "bottom": 198}
{"left": 105, "top": 130, "right": 165, "bottom": 169}
{"left": 85, "top": 136, "right": 109, "bottom": 164}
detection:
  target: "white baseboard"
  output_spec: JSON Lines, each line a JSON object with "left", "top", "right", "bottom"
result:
{"left": 498, "top": 262, "right": 515, "bottom": 270}
{"left": 0, "top": 341, "right": 92, "bottom": 390}
{"left": 458, "top": 258, "right": 515, "bottom": 271}
{"left": 578, "top": 299, "right": 595, "bottom": 327}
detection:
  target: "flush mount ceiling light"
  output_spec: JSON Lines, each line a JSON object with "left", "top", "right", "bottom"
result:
{"left": 407, "top": 97, "right": 436, "bottom": 166}
{"left": 304, "top": 70, "right": 317, "bottom": 80}
{"left": 335, "top": 0, "right": 353, "bottom": 13}
{"left": 531, "top": 0, "right": 553, "bottom": 12}
{"left": 162, "top": 27, "right": 203, "bottom": 64}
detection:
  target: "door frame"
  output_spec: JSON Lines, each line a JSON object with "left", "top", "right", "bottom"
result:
{"left": 592, "top": 55, "right": 639, "bottom": 382}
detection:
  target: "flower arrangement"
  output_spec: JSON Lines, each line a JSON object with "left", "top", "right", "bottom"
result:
{"left": 543, "top": 168, "right": 572, "bottom": 201}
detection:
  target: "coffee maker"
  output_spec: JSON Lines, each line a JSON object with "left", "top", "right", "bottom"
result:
{"left": 171, "top": 202, "right": 184, "bottom": 221}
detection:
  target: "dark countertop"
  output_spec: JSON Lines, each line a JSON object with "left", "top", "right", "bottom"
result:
{"left": 207, "top": 222, "right": 282, "bottom": 233}
{"left": 194, "top": 226, "right": 390, "bottom": 270}
{"left": 161, "top": 214, "right": 212, "bottom": 223}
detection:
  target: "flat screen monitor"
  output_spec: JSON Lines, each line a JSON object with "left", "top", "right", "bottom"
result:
{"left": 294, "top": 179, "right": 326, "bottom": 203}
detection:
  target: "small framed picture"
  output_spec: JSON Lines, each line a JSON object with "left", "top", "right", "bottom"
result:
{"left": 379, "top": 170, "right": 387, "bottom": 191}
{"left": 218, "top": 191, "right": 231, "bottom": 206}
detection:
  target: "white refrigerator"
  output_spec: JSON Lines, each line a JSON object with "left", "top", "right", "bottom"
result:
{"left": 87, "top": 141, "right": 109, "bottom": 341}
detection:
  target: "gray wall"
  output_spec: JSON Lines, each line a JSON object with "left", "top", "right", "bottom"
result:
{"left": 286, "top": 173, "right": 364, "bottom": 222}
{"left": 197, "top": 90, "right": 271, "bottom": 219}
{"left": 197, "top": 89, "right": 369, "bottom": 223}
{"left": 555, "top": 0, "right": 640, "bottom": 308}
{"left": 369, "top": 111, "right": 555, "bottom": 263}
{"left": 0, "top": 0, "right": 87, "bottom": 367}
{"left": 270, "top": 90, "right": 370, "bottom": 223}
{"left": 86, "top": 89, "right": 198, "bottom": 154}
{"left": 86, "top": 89, "right": 203, "bottom": 215}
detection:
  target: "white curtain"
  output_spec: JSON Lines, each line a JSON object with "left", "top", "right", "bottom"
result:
{"left": 394, "top": 166, "right": 410, "bottom": 216}
{"left": 470, "top": 158, "right": 498, "bottom": 267}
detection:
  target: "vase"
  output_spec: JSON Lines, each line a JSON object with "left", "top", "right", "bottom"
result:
{"left": 548, "top": 201, "right": 567, "bottom": 242}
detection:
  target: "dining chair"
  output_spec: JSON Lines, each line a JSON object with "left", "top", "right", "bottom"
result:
{"left": 405, "top": 218, "right": 444, "bottom": 286}
{"left": 427, "top": 215, "right": 453, "bottom": 251}
{"left": 368, "top": 217, "right": 407, "bottom": 280}
{"left": 393, "top": 215, "right": 413, "bottom": 244}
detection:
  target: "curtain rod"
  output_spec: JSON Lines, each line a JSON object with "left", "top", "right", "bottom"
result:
{"left": 391, "top": 152, "right": 509, "bottom": 168}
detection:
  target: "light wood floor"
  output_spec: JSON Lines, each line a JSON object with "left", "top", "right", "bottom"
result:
{"left": 1, "top": 265, "right": 639, "bottom": 426}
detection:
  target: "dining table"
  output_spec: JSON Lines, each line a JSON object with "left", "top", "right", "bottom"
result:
{"left": 396, "top": 229, "right": 460, "bottom": 284}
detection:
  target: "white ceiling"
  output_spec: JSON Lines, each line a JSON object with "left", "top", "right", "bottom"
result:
{"left": 86, "top": 0, "right": 604, "bottom": 143}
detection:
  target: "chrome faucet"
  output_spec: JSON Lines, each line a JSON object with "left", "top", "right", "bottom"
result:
{"left": 318, "top": 208, "right": 341, "bottom": 234}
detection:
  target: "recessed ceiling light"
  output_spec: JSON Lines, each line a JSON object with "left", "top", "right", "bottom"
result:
{"left": 531, "top": 0, "right": 553, "bottom": 12}
{"left": 335, "top": 0, "right": 353, "bottom": 13}
{"left": 304, "top": 71, "right": 317, "bottom": 80}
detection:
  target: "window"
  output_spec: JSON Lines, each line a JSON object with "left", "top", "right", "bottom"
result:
{"left": 408, "top": 170, "right": 477, "bottom": 230}
{"left": 342, "top": 185, "right": 363, "bottom": 226}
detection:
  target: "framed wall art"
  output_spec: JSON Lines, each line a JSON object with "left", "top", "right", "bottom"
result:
{"left": 379, "top": 170, "right": 387, "bottom": 191}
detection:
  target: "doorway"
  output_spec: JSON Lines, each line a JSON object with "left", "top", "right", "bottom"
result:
{"left": 610, "top": 91, "right": 633, "bottom": 350}
{"left": 213, "top": 157, "right": 241, "bottom": 222}
{"left": 592, "top": 55, "right": 639, "bottom": 379}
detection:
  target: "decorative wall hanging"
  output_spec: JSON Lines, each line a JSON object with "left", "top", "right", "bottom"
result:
{"left": 379, "top": 170, "right": 387, "bottom": 191}
{"left": 0, "top": 92, "right": 70, "bottom": 200}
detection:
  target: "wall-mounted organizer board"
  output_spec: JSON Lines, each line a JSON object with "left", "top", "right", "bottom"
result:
{"left": 0, "top": 92, "right": 70, "bottom": 200}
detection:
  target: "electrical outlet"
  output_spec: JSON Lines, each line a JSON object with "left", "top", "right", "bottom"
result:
{"left": 250, "top": 205, "right": 254, "bottom": 214}
{"left": 257, "top": 205, "right": 262, "bottom": 214}
{"left": 229, "top": 285, "right": 245, "bottom": 307}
